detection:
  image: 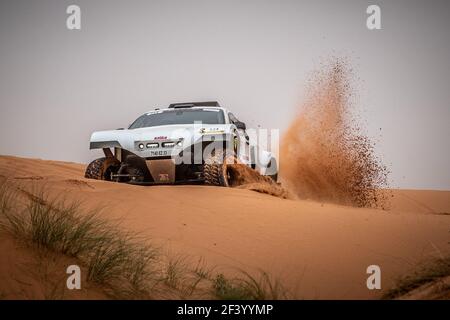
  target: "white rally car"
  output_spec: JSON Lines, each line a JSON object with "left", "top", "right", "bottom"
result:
{"left": 85, "top": 101, "right": 277, "bottom": 186}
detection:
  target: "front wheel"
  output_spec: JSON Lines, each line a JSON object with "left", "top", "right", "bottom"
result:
{"left": 85, "top": 157, "right": 120, "bottom": 181}
{"left": 204, "top": 151, "right": 237, "bottom": 187}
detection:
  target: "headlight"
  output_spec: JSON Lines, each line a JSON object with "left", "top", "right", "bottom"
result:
{"left": 146, "top": 143, "right": 159, "bottom": 148}
{"left": 138, "top": 143, "right": 145, "bottom": 150}
{"left": 162, "top": 142, "right": 175, "bottom": 148}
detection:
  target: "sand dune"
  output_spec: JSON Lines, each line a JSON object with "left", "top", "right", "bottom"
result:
{"left": 0, "top": 155, "right": 449, "bottom": 299}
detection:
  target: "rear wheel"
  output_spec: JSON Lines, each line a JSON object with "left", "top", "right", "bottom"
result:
{"left": 85, "top": 157, "right": 120, "bottom": 181}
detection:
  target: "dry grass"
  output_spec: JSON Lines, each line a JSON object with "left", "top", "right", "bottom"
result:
{"left": 383, "top": 255, "right": 450, "bottom": 299}
{"left": 0, "top": 180, "right": 161, "bottom": 298}
{"left": 212, "top": 269, "right": 288, "bottom": 300}
{"left": 0, "top": 179, "right": 289, "bottom": 300}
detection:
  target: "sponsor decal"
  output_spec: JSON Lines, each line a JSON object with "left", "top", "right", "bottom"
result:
{"left": 199, "top": 128, "right": 224, "bottom": 134}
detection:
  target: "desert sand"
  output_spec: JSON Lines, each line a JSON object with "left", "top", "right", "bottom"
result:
{"left": 0, "top": 155, "right": 448, "bottom": 299}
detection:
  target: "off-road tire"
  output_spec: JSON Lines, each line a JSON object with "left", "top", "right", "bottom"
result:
{"left": 85, "top": 157, "right": 120, "bottom": 181}
{"left": 204, "top": 151, "right": 236, "bottom": 187}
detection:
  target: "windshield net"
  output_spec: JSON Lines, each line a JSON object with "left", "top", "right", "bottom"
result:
{"left": 129, "top": 109, "right": 225, "bottom": 129}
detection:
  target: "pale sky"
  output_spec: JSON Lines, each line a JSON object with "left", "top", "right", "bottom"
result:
{"left": 0, "top": 0, "right": 449, "bottom": 190}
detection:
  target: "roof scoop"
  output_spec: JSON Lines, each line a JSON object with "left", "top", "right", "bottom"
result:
{"left": 168, "top": 101, "right": 221, "bottom": 109}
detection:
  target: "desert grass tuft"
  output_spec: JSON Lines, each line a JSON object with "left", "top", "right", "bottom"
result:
{"left": 0, "top": 182, "right": 160, "bottom": 298}
{"left": 212, "top": 269, "right": 288, "bottom": 300}
{"left": 382, "top": 255, "right": 450, "bottom": 299}
{"left": 0, "top": 181, "right": 290, "bottom": 300}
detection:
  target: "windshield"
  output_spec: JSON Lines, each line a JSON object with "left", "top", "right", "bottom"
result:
{"left": 129, "top": 109, "right": 225, "bottom": 129}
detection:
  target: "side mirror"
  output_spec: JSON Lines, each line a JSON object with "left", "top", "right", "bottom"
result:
{"left": 235, "top": 121, "right": 246, "bottom": 130}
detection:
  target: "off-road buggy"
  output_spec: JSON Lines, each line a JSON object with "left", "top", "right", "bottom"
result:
{"left": 85, "top": 101, "right": 278, "bottom": 187}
